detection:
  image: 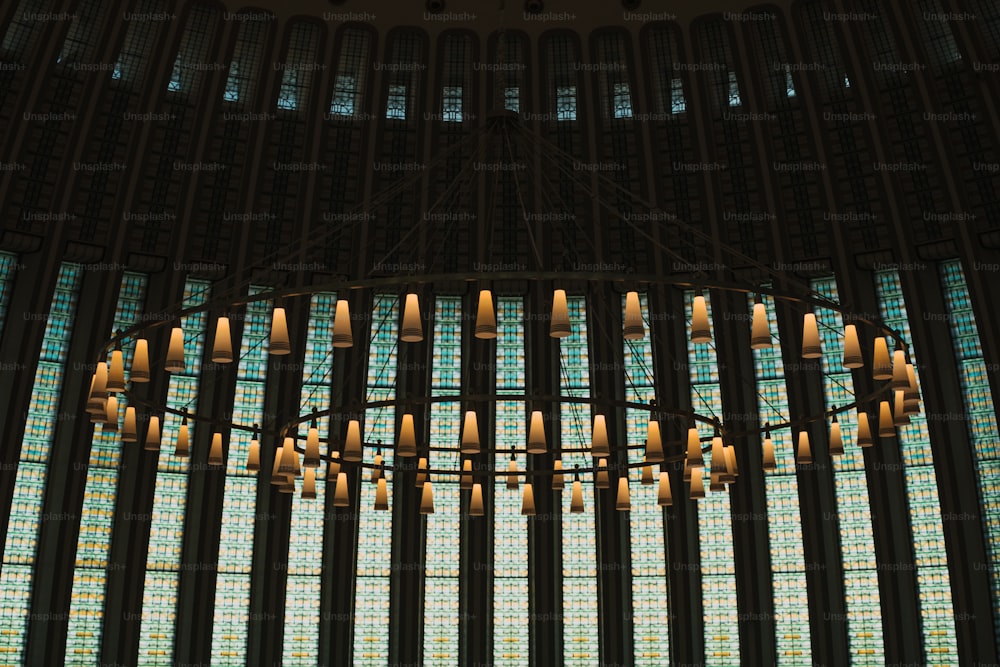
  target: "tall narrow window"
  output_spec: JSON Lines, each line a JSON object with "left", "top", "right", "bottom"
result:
{"left": 556, "top": 86, "right": 577, "bottom": 121}
{"left": 504, "top": 87, "right": 520, "bottom": 113}
{"left": 424, "top": 297, "right": 462, "bottom": 665}
{"left": 385, "top": 84, "right": 407, "bottom": 119}
{"left": 728, "top": 71, "right": 742, "bottom": 107}
{"left": 275, "top": 23, "right": 321, "bottom": 113}
{"left": 330, "top": 75, "right": 358, "bottom": 116}
{"left": 0, "top": 0, "right": 49, "bottom": 60}
{"left": 671, "top": 78, "right": 686, "bottom": 114}
{"left": 559, "top": 296, "right": 599, "bottom": 665}
{"left": 612, "top": 82, "right": 633, "bottom": 118}
{"left": 222, "top": 13, "right": 271, "bottom": 106}
{"left": 110, "top": 0, "right": 164, "bottom": 87}
{"left": 223, "top": 63, "right": 241, "bottom": 102}
{"left": 623, "top": 293, "right": 670, "bottom": 665}
{"left": 0, "top": 263, "right": 82, "bottom": 666}
{"left": 329, "top": 28, "right": 371, "bottom": 118}
{"left": 167, "top": 55, "right": 182, "bottom": 92}
{"left": 0, "top": 252, "right": 17, "bottom": 333}
{"left": 442, "top": 86, "right": 463, "bottom": 122}
{"left": 65, "top": 273, "right": 147, "bottom": 665}
{"left": 277, "top": 69, "right": 300, "bottom": 110}
{"left": 138, "top": 279, "right": 211, "bottom": 665}
{"left": 784, "top": 66, "right": 796, "bottom": 98}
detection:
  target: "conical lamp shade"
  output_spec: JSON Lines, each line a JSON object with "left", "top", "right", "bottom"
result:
{"left": 374, "top": 477, "right": 389, "bottom": 510}
{"left": 122, "top": 406, "right": 138, "bottom": 443}
{"left": 302, "top": 467, "right": 317, "bottom": 499}
{"left": 278, "top": 437, "right": 298, "bottom": 475}
{"left": 690, "top": 294, "right": 711, "bottom": 343}
{"left": 332, "top": 299, "right": 353, "bottom": 347}
{"left": 641, "top": 458, "right": 654, "bottom": 485}
{"left": 686, "top": 427, "right": 703, "bottom": 474}
{"left": 521, "top": 483, "right": 536, "bottom": 515}
{"left": 271, "top": 451, "right": 285, "bottom": 486}
{"left": 461, "top": 410, "right": 480, "bottom": 454}
{"left": 401, "top": 293, "right": 423, "bottom": 342}
{"left": 506, "top": 458, "right": 519, "bottom": 490}
{"left": 209, "top": 432, "right": 224, "bottom": 466}
{"left": 904, "top": 363, "right": 920, "bottom": 415}
{"left": 247, "top": 434, "right": 260, "bottom": 471}
{"left": 872, "top": 337, "right": 892, "bottom": 380}
{"left": 334, "top": 472, "right": 350, "bottom": 507}
{"left": 829, "top": 416, "right": 844, "bottom": 456}
{"left": 710, "top": 472, "right": 725, "bottom": 492}
{"left": 857, "top": 411, "right": 874, "bottom": 447}
{"left": 107, "top": 349, "right": 126, "bottom": 392}
{"left": 211, "top": 316, "right": 234, "bottom": 363}
{"left": 843, "top": 324, "right": 863, "bottom": 368}
{"left": 550, "top": 289, "right": 571, "bottom": 338}
{"left": 710, "top": 435, "right": 725, "bottom": 474}
{"left": 370, "top": 453, "right": 383, "bottom": 483}
{"left": 796, "top": 431, "right": 812, "bottom": 465}
{"left": 131, "top": 338, "right": 150, "bottom": 382}
{"left": 174, "top": 419, "right": 190, "bottom": 457}
{"left": 801, "top": 313, "right": 821, "bottom": 359}
{"left": 891, "top": 349, "right": 909, "bottom": 389}
{"left": 570, "top": 480, "right": 585, "bottom": 513}
{"left": 595, "top": 458, "right": 610, "bottom": 489}
{"left": 750, "top": 300, "right": 772, "bottom": 349}
{"left": 470, "top": 483, "right": 485, "bottom": 516}
{"left": 270, "top": 307, "right": 290, "bottom": 355}
{"left": 416, "top": 457, "right": 428, "bottom": 488}
{"left": 723, "top": 445, "right": 738, "bottom": 482}
{"left": 103, "top": 395, "right": 118, "bottom": 431}
{"left": 344, "top": 419, "right": 363, "bottom": 461}
{"left": 657, "top": 472, "right": 673, "bottom": 506}
{"left": 624, "top": 291, "right": 645, "bottom": 340}
{"left": 878, "top": 400, "right": 895, "bottom": 438}
{"left": 616, "top": 477, "right": 631, "bottom": 511}
{"left": 397, "top": 413, "right": 417, "bottom": 457}
{"left": 165, "top": 327, "right": 186, "bottom": 372}
{"left": 304, "top": 423, "right": 320, "bottom": 468}
{"left": 527, "top": 411, "right": 546, "bottom": 454}
{"left": 591, "top": 414, "right": 610, "bottom": 458}
{"left": 552, "top": 459, "right": 565, "bottom": 490}
{"left": 420, "top": 480, "right": 435, "bottom": 514}
{"left": 689, "top": 467, "right": 705, "bottom": 499}
{"left": 326, "top": 452, "right": 341, "bottom": 480}
{"left": 475, "top": 289, "right": 497, "bottom": 339}
{"left": 893, "top": 389, "right": 909, "bottom": 425}
{"left": 145, "top": 415, "right": 161, "bottom": 451}
{"left": 87, "top": 362, "right": 108, "bottom": 413}
{"left": 645, "top": 419, "right": 664, "bottom": 463}
{"left": 460, "top": 459, "right": 473, "bottom": 490}
{"left": 762, "top": 433, "right": 776, "bottom": 470}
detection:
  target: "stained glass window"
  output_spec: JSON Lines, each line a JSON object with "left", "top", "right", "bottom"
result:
{"left": 330, "top": 75, "right": 357, "bottom": 116}
{"left": 728, "top": 71, "right": 741, "bottom": 107}
{"left": 504, "top": 87, "right": 520, "bottom": 113}
{"left": 442, "top": 86, "right": 463, "bottom": 122}
{"left": 0, "top": 263, "right": 82, "bottom": 666}
{"left": 671, "top": 78, "right": 686, "bottom": 114}
{"left": 612, "top": 82, "right": 633, "bottom": 118}
{"left": 556, "top": 86, "right": 577, "bottom": 121}
{"left": 386, "top": 84, "right": 407, "bottom": 120}
{"left": 0, "top": 252, "right": 17, "bottom": 333}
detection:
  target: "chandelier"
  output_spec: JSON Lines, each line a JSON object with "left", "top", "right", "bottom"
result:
{"left": 82, "top": 110, "right": 920, "bottom": 517}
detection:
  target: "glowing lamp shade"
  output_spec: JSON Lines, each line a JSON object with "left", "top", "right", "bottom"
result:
{"left": 527, "top": 411, "right": 547, "bottom": 454}
{"left": 401, "top": 293, "right": 423, "bottom": 342}
{"left": 461, "top": 410, "right": 480, "bottom": 454}
{"left": 829, "top": 416, "right": 844, "bottom": 456}
{"left": 506, "top": 458, "right": 519, "bottom": 490}
{"left": 891, "top": 349, "right": 909, "bottom": 389}
{"left": 878, "top": 400, "right": 895, "bottom": 438}
{"left": 723, "top": 445, "right": 738, "bottom": 482}
{"left": 326, "top": 452, "right": 341, "bottom": 480}
{"left": 475, "top": 289, "right": 497, "bottom": 339}
{"left": 893, "top": 389, "right": 909, "bottom": 426}
{"left": 521, "top": 483, "right": 536, "bottom": 516}
{"left": 416, "top": 457, "right": 428, "bottom": 488}
{"left": 397, "top": 413, "right": 417, "bottom": 457}
{"left": 645, "top": 419, "right": 664, "bottom": 463}
{"left": 302, "top": 467, "right": 317, "bottom": 499}
{"left": 591, "top": 414, "right": 610, "bottom": 458}
{"left": 796, "top": 430, "right": 812, "bottom": 465}
{"left": 750, "top": 300, "right": 772, "bottom": 349}
{"left": 211, "top": 316, "right": 234, "bottom": 364}
{"left": 371, "top": 453, "right": 383, "bottom": 483}
{"left": 122, "top": 406, "right": 138, "bottom": 443}
{"left": 470, "top": 483, "right": 485, "bottom": 516}
{"left": 420, "top": 480, "right": 435, "bottom": 514}
{"left": 550, "top": 289, "right": 571, "bottom": 338}
{"left": 570, "top": 479, "right": 585, "bottom": 513}
{"left": 616, "top": 477, "right": 631, "bottom": 511}
{"left": 304, "top": 423, "right": 320, "bottom": 468}
{"left": 130, "top": 338, "right": 150, "bottom": 382}
{"left": 857, "top": 411, "right": 874, "bottom": 448}
{"left": 843, "top": 324, "right": 863, "bottom": 368}
{"left": 107, "top": 349, "right": 126, "bottom": 392}
{"left": 690, "top": 293, "right": 711, "bottom": 344}
{"left": 247, "top": 433, "right": 260, "bottom": 472}
{"left": 686, "top": 427, "right": 702, "bottom": 471}
{"left": 145, "top": 415, "right": 161, "bottom": 451}
{"left": 552, "top": 459, "right": 565, "bottom": 490}
{"left": 872, "top": 337, "right": 892, "bottom": 380}
{"left": 641, "top": 458, "right": 654, "bottom": 485}
{"left": 595, "top": 458, "right": 610, "bottom": 489}
{"left": 344, "top": 419, "right": 363, "bottom": 462}
{"left": 270, "top": 307, "right": 290, "bottom": 355}
{"left": 103, "top": 395, "right": 118, "bottom": 431}
{"left": 208, "top": 432, "right": 224, "bottom": 466}
{"left": 460, "top": 460, "right": 473, "bottom": 490}
{"left": 689, "top": 468, "right": 705, "bottom": 499}
{"left": 278, "top": 437, "right": 298, "bottom": 475}
{"left": 762, "top": 432, "right": 776, "bottom": 470}
{"left": 904, "top": 363, "right": 921, "bottom": 415}
{"left": 710, "top": 435, "right": 725, "bottom": 475}
{"left": 334, "top": 472, "right": 350, "bottom": 507}
{"left": 623, "top": 291, "right": 645, "bottom": 340}
{"left": 165, "top": 327, "right": 186, "bottom": 372}
{"left": 174, "top": 418, "right": 190, "bottom": 457}
{"left": 801, "top": 313, "right": 822, "bottom": 359}
{"left": 374, "top": 478, "right": 389, "bottom": 511}
{"left": 332, "top": 299, "right": 353, "bottom": 347}
{"left": 87, "top": 362, "right": 108, "bottom": 413}
{"left": 657, "top": 472, "right": 673, "bottom": 506}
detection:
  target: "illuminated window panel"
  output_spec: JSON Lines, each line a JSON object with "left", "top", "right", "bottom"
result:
{"left": 559, "top": 296, "right": 599, "bottom": 666}
{"left": 684, "top": 290, "right": 740, "bottom": 666}
{"left": 622, "top": 293, "right": 670, "bottom": 665}
{"left": 213, "top": 290, "right": 271, "bottom": 665}
{"left": 283, "top": 293, "right": 336, "bottom": 666}
{"left": 0, "top": 263, "right": 82, "bottom": 666}
{"left": 354, "top": 295, "right": 397, "bottom": 666}
{"left": 940, "top": 260, "right": 1000, "bottom": 640}
{"left": 138, "top": 279, "right": 210, "bottom": 666}
{"left": 65, "top": 272, "right": 148, "bottom": 665}
{"left": 811, "top": 277, "right": 884, "bottom": 664}
{"left": 749, "top": 294, "right": 812, "bottom": 665}
{"left": 873, "top": 270, "right": 958, "bottom": 662}
{"left": 494, "top": 297, "right": 529, "bottom": 667}
{"left": 423, "top": 297, "right": 461, "bottom": 666}
{"left": 0, "top": 252, "right": 17, "bottom": 333}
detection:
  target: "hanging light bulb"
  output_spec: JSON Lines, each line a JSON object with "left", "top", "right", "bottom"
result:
{"left": 332, "top": 299, "right": 353, "bottom": 347}
{"left": 87, "top": 362, "right": 108, "bottom": 414}
{"left": 521, "top": 482, "right": 536, "bottom": 515}
{"left": 344, "top": 419, "right": 363, "bottom": 462}
{"left": 302, "top": 467, "right": 317, "bottom": 499}
{"left": 904, "top": 363, "right": 920, "bottom": 415}
{"left": 527, "top": 410, "right": 546, "bottom": 454}
{"left": 131, "top": 338, "right": 150, "bottom": 382}
{"left": 878, "top": 400, "right": 895, "bottom": 438}
{"left": 270, "top": 306, "right": 290, "bottom": 355}
{"left": 893, "top": 389, "right": 909, "bottom": 426}
{"left": 103, "top": 395, "right": 119, "bottom": 431}
{"left": 416, "top": 457, "right": 428, "bottom": 488}
{"left": 690, "top": 292, "right": 711, "bottom": 344}
{"left": 641, "top": 457, "right": 654, "bottom": 485}
{"left": 334, "top": 472, "right": 350, "bottom": 507}
{"left": 801, "top": 313, "right": 822, "bottom": 359}
{"left": 507, "top": 453, "right": 519, "bottom": 490}
{"left": 209, "top": 432, "right": 224, "bottom": 466}
{"left": 750, "top": 295, "right": 772, "bottom": 349}
{"left": 872, "top": 337, "right": 892, "bottom": 380}
{"left": 829, "top": 414, "right": 844, "bottom": 456}
{"left": 165, "top": 326, "right": 186, "bottom": 372}
{"left": 645, "top": 416, "right": 663, "bottom": 463}
{"left": 420, "top": 479, "right": 435, "bottom": 514}
{"left": 397, "top": 413, "right": 417, "bottom": 457}
{"left": 145, "top": 415, "right": 161, "bottom": 451}
{"left": 174, "top": 417, "right": 190, "bottom": 457}
{"left": 304, "top": 421, "right": 320, "bottom": 468}
{"left": 762, "top": 429, "right": 776, "bottom": 471}
{"left": 247, "top": 426, "right": 260, "bottom": 472}
{"left": 326, "top": 451, "right": 341, "bottom": 480}
{"left": 374, "top": 477, "right": 389, "bottom": 510}
{"left": 616, "top": 476, "right": 631, "bottom": 511}
{"left": 211, "top": 315, "right": 234, "bottom": 364}
{"left": 843, "top": 324, "right": 863, "bottom": 369}
{"left": 891, "top": 349, "right": 909, "bottom": 389}
{"left": 570, "top": 475, "right": 585, "bottom": 513}
{"left": 470, "top": 483, "right": 485, "bottom": 516}
{"left": 796, "top": 430, "right": 812, "bottom": 465}
{"left": 107, "top": 348, "right": 126, "bottom": 393}
{"left": 689, "top": 467, "right": 705, "bottom": 499}
{"left": 460, "top": 459, "right": 473, "bottom": 490}
{"left": 475, "top": 289, "right": 497, "bottom": 339}
{"left": 857, "top": 411, "right": 874, "bottom": 447}
{"left": 549, "top": 288, "right": 571, "bottom": 338}
{"left": 624, "top": 291, "right": 645, "bottom": 340}
{"left": 371, "top": 450, "right": 384, "bottom": 484}
{"left": 595, "top": 458, "right": 610, "bottom": 489}
{"left": 657, "top": 472, "right": 673, "bottom": 506}
{"left": 591, "top": 414, "right": 610, "bottom": 458}
{"left": 401, "top": 292, "right": 423, "bottom": 342}
{"left": 552, "top": 459, "right": 565, "bottom": 490}
{"left": 122, "top": 406, "right": 138, "bottom": 443}
{"left": 461, "top": 410, "right": 480, "bottom": 454}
